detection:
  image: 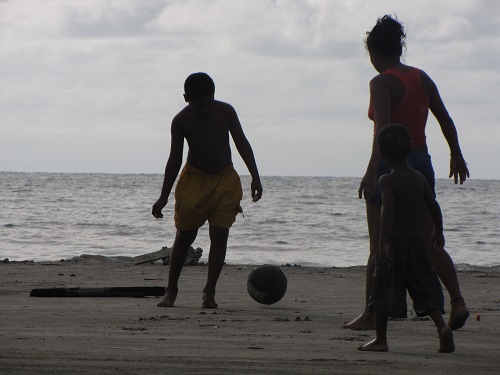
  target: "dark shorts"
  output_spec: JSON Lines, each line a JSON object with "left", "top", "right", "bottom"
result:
{"left": 371, "top": 235, "right": 445, "bottom": 318}
{"left": 366, "top": 150, "right": 436, "bottom": 206}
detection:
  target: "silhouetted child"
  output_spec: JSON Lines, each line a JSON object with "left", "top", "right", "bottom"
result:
{"left": 152, "top": 72, "right": 263, "bottom": 308}
{"left": 358, "top": 124, "right": 455, "bottom": 353}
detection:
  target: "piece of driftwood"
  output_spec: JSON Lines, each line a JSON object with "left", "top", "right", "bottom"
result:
{"left": 30, "top": 286, "right": 165, "bottom": 298}
{"left": 134, "top": 246, "right": 203, "bottom": 266}
{"left": 162, "top": 246, "right": 203, "bottom": 266}
{"left": 133, "top": 247, "right": 171, "bottom": 265}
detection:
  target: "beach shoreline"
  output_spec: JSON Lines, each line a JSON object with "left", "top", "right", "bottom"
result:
{"left": 1, "top": 258, "right": 498, "bottom": 374}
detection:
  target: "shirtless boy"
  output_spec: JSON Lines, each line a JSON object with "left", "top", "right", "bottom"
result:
{"left": 152, "top": 72, "right": 263, "bottom": 308}
{"left": 358, "top": 124, "right": 455, "bottom": 353}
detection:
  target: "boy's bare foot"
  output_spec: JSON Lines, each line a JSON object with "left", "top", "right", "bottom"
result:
{"left": 157, "top": 288, "right": 177, "bottom": 307}
{"left": 202, "top": 292, "right": 218, "bottom": 309}
{"left": 448, "top": 297, "right": 470, "bottom": 330}
{"left": 341, "top": 312, "right": 375, "bottom": 330}
{"left": 358, "top": 338, "right": 388, "bottom": 352}
{"left": 438, "top": 326, "right": 455, "bottom": 353}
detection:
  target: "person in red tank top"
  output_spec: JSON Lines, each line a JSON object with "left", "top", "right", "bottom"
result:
{"left": 368, "top": 67, "right": 429, "bottom": 148}
{"left": 342, "top": 15, "right": 470, "bottom": 332}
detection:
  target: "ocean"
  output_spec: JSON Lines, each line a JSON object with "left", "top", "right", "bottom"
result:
{"left": 1, "top": 172, "right": 499, "bottom": 270}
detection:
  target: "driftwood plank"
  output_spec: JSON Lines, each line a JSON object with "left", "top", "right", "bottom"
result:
{"left": 133, "top": 247, "right": 171, "bottom": 265}
{"left": 30, "top": 286, "right": 165, "bottom": 298}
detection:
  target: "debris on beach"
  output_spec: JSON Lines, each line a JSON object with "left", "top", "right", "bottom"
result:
{"left": 163, "top": 246, "right": 203, "bottom": 266}
{"left": 133, "top": 246, "right": 203, "bottom": 266}
{"left": 30, "top": 286, "right": 166, "bottom": 298}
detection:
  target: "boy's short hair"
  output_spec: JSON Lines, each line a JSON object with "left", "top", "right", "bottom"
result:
{"left": 184, "top": 72, "right": 215, "bottom": 99}
{"left": 377, "top": 123, "right": 411, "bottom": 160}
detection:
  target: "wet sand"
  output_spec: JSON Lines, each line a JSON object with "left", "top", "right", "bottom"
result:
{"left": 1, "top": 258, "right": 498, "bottom": 374}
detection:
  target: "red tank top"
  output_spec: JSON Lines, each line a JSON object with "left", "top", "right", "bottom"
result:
{"left": 368, "top": 67, "right": 429, "bottom": 148}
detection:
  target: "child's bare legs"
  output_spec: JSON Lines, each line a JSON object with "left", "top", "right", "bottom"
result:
{"left": 358, "top": 312, "right": 389, "bottom": 352}
{"left": 428, "top": 310, "right": 455, "bottom": 353}
{"left": 359, "top": 311, "right": 455, "bottom": 353}
{"left": 157, "top": 229, "right": 198, "bottom": 307}
{"left": 345, "top": 205, "right": 470, "bottom": 331}
{"left": 202, "top": 225, "right": 229, "bottom": 308}
{"left": 432, "top": 249, "right": 469, "bottom": 329}
{"left": 342, "top": 205, "right": 379, "bottom": 330}
{"left": 422, "top": 210, "right": 469, "bottom": 329}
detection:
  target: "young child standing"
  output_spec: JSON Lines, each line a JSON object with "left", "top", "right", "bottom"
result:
{"left": 152, "top": 72, "right": 263, "bottom": 309}
{"left": 358, "top": 124, "right": 455, "bottom": 353}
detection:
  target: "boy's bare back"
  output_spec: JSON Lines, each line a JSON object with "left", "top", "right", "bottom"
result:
{"left": 379, "top": 167, "right": 431, "bottom": 235}
{"left": 172, "top": 100, "right": 237, "bottom": 175}
{"left": 377, "top": 123, "right": 444, "bottom": 252}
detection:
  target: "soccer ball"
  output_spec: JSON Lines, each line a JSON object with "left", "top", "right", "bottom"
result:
{"left": 247, "top": 264, "right": 287, "bottom": 305}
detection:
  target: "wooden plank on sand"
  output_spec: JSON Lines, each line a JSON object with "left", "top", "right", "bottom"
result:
{"left": 133, "top": 247, "right": 171, "bottom": 265}
{"left": 30, "top": 286, "right": 165, "bottom": 298}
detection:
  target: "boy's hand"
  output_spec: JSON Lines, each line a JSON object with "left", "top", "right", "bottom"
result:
{"left": 251, "top": 179, "right": 263, "bottom": 202}
{"left": 152, "top": 197, "right": 168, "bottom": 218}
{"left": 432, "top": 231, "right": 445, "bottom": 251}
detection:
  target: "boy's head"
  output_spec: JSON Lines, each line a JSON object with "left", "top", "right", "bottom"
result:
{"left": 377, "top": 123, "right": 411, "bottom": 161}
{"left": 184, "top": 72, "right": 215, "bottom": 100}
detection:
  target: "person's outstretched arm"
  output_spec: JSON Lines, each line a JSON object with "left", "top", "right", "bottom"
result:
{"left": 152, "top": 118, "right": 184, "bottom": 218}
{"left": 226, "top": 104, "right": 263, "bottom": 202}
{"left": 378, "top": 176, "right": 394, "bottom": 263}
{"left": 425, "top": 72, "right": 470, "bottom": 185}
{"left": 421, "top": 175, "right": 445, "bottom": 250}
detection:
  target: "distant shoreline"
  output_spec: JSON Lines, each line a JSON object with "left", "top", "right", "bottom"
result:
{"left": 1, "top": 170, "right": 499, "bottom": 181}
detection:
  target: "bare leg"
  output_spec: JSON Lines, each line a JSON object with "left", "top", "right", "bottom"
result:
{"left": 157, "top": 229, "right": 198, "bottom": 307}
{"left": 342, "top": 204, "right": 379, "bottom": 330}
{"left": 422, "top": 210, "right": 469, "bottom": 329}
{"left": 427, "top": 310, "right": 455, "bottom": 353}
{"left": 358, "top": 313, "right": 389, "bottom": 352}
{"left": 202, "top": 226, "right": 229, "bottom": 308}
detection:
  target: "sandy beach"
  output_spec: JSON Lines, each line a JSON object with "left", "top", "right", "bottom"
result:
{"left": 1, "top": 257, "right": 498, "bottom": 374}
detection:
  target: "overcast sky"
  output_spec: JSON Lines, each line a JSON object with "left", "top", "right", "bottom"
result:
{"left": 1, "top": 0, "right": 499, "bottom": 179}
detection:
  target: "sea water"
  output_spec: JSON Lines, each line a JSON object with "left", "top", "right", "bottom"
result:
{"left": 1, "top": 172, "right": 498, "bottom": 269}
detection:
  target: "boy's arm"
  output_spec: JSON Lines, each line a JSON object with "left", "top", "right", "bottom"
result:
{"left": 421, "top": 177, "right": 445, "bottom": 250}
{"left": 378, "top": 176, "right": 394, "bottom": 262}
{"left": 227, "top": 105, "right": 263, "bottom": 202}
{"left": 152, "top": 119, "right": 184, "bottom": 218}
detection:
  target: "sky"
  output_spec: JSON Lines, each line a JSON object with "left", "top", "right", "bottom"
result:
{"left": 1, "top": 0, "right": 499, "bottom": 179}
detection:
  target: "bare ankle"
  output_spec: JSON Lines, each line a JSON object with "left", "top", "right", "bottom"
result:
{"left": 156, "top": 286, "right": 178, "bottom": 307}
{"left": 166, "top": 286, "right": 178, "bottom": 296}
{"left": 450, "top": 296, "right": 465, "bottom": 306}
{"left": 202, "top": 291, "right": 218, "bottom": 309}
{"left": 438, "top": 326, "right": 455, "bottom": 353}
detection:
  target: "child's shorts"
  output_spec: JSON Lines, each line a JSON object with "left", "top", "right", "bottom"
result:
{"left": 174, "top": 162, "right": 243, "bottom": 231}
{"left": 371, "top": 234, "right": 445, "bottom": 318}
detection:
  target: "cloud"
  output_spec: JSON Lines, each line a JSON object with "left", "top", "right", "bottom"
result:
{"left": 62, "top": 0, "right": 166, "bottom": 38}
{"left": 0, "top": 0, "right": 499, "bottom": 178}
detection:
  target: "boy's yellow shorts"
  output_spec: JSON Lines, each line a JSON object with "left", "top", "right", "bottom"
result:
{"left": 174, "top": 162, "right": 243, "bottom": 231}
